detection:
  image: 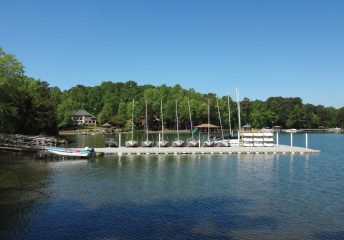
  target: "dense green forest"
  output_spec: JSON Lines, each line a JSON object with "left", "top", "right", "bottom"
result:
{"left": 1, "top": 48, "right": 344, "bottom": 135}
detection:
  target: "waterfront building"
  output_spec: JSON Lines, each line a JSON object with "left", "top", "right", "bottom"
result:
{"left": 72, "top": 110, "right": 97, "bottom": 126}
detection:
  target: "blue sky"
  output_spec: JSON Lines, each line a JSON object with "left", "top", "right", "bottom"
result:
{"left": 1, "top": 0, "right": 343, "bottom": 107}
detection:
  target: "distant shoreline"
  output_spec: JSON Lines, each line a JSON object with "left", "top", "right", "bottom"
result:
{"left": 59, "top": 129, "right": 193, "bottom": 135}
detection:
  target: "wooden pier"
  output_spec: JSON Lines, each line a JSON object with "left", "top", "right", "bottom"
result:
{"left": 94, "top": 145, "right": 320, "bottom": 156}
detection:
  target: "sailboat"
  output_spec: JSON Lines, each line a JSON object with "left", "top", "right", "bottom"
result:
{"left": 236, "top": 88, "right": 242, "bottom": 146}
{"left": 202, "top": 99, "right": 214, "bottom": 147}
{"left": 125, "top": 100, "right": 138, "bottom": 147}
{"left": 186, "top": 100, "right": 197, "bottom": 147}
{"left": 172, "top": 100, "right": 184, "bottom": 147}
{"left": 158, "top": 99, "right": 169, "bottom": 147}
{"left": 214, "top": 99, "right": 229, "bottom": 147}
{"left": 227, "top": 94, "right": 233, "bottom": 137}
{"left": 142, "top": 101, "right": 153, "bottom": 147}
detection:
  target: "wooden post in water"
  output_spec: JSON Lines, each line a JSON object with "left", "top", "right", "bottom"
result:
{"left": 291, "top": 133, "right": 293, "bottom": 147}
{"left": 305, "top": 133, "right": 308, "bottom": 149}
{"left": 276, "top": 132, "right": 279, "bottom": 146}
{"left": 119, "top": 133, "right": 121, "bottom": 148}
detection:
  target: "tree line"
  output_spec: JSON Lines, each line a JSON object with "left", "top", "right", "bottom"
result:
{"left": 1, "top": 47, "right": 344, "bottom": 135}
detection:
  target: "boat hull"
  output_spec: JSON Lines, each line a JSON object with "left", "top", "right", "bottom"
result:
{"left": 202, "top": 140, "right": 215, "bottom": 147}
{"left": 142, "top": 140, "right": 153, "bottom": 147}
{"left": 214, "top": 140, "right": 229, "bottom": 147}
{"left": 187, "top": 140, "right": 198, "bottom": 147}
{"left": 158, "top": 140, "right": 169, "bottom": 147}
{"left": 172, "top": 140, "right": 184, "bottom": 147}
{"left": 47, "top": 147, "right": 92, "bottom": 157}
{"left": 125, "top": 140, "right": 138, "bottom": 147}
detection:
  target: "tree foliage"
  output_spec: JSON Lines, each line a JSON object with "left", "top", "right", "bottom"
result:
{"left": 0, "top": 48, "right": 59, "bottom": 135}
{"left": 1, "top": 47, "right": 343, "bottom": 135}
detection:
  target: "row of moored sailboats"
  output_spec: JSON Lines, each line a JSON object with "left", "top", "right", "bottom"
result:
{"left": 125, "top": 95, "right": 237, "bottom": 148}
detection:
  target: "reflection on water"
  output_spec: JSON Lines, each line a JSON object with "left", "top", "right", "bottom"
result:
{"left": 1, "top": 134, "right": 344, "bottom": 239}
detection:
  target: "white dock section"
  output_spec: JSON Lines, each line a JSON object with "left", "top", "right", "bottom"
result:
{"left": 94, "top": 145, "right": 320, "bottom": 156}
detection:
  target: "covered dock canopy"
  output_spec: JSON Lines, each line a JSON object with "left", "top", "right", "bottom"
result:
{"left": 194, "top": 123, "right": 220, "bottom": 133}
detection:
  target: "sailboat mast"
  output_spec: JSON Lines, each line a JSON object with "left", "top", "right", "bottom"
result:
{"left": 236, "top": 88, "right": 241, "bottom": 143}
{"left": 176, "top": 100, "right": 179, "bottom": 141}
{"left": 188, "top": 100, "right": 193, "bottom": 139}
{"left": 161, "top": 99, "right": 164, "bottom": 141}
{"left": 145, "top": 101, "right": 148, "bottom": 142}
{"left": 208, "top": 99, "right": 210, "bottom": 141}
{"left": 217, "top": 99, "right": 224, "bottom": 139}
{"left": 131, "top": 99, "right": 135, "bottom": 141}
{"left": 228, "top": 94, "right": 232, "bottom": 135}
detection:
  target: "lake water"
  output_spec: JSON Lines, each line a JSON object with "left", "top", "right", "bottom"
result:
{"left": 0, "top": 133, "right": 344, "bottom": 239}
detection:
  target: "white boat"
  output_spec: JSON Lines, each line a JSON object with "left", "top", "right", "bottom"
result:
{"left": 126, "top": 100, "right": 138, "bottom": 147}
{"left": 214, "top": 99, "right": 229, "bottom": 147}
{"left": 285, "top": 128, "right": 298, "bottom": 133}
{"left": 172, "top": 139, "right": 184, "bottom": 147}
{"left": 158, "top": 139, "right": 169, "bottom": 147}
{"left": 172, "top": 100, "right": 184, "bottom": 147}
{"left": 186, "top": 100, "right": 198, "bottom": 147}
{"left": 142, "top": 140, "right": 153, "bottom": 147}
{"left": 47, "top": 147, "right": 93, "bottom": 158}
{"left": 186, "top": 138, "right": 198, "bottom": 147}
{"left": 203, "top": 140, "right": 214, "bottom": 147}
{"left": 142, "top": 101, "right": 153, "bottom": 147}
{"left": 125, "top": 140, "right": 138, "bottom": 147}
{"left": 158, "top": 99, "right": 169, "bottom": 147}
{"left": 213, "top": 138, "right": 229, "bottom": 147}
{"left": 203, "top": 99, "right": 215, "bottom": 147}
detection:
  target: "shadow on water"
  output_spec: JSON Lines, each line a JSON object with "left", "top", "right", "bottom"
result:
{"left": 0, "top": 156, "right": 52, "bottom": 239}
{"left": 15, "top": 196, "right": 277, "bottom": 240}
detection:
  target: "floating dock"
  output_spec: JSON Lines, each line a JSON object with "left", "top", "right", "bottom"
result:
{"left": 94, "top": 145, "right": 320, "bottom": 156}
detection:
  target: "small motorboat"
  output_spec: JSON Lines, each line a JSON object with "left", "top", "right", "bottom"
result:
{"left": 47, "top": 147, "right": 93, "bottom": 158}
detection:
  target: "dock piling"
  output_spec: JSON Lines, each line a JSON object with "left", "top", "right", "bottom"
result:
{"left": 158, "top": 133, "right": 161, "bottom": 148}
{"left": 306, "top": 133, "right": 308, "bottom": 149}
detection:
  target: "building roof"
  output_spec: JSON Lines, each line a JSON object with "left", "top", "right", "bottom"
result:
{"left": 73, "top": 110, "right": 96, "bottom": 118}
{"left": 195, "top": 123, "right": 219, "bottom": 128}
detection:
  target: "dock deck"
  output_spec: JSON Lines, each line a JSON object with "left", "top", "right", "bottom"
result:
{"left": 94, "top": 145, "right": 320, "bottom": 156}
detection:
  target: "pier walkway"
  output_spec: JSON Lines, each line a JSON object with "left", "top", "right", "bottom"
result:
{"left": 94, "top": 145, "right": 320, "bottom": 156}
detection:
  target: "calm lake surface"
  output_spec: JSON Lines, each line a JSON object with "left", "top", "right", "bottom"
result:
{"left": 1, "top": 133, "right": 344, "bottom": 239}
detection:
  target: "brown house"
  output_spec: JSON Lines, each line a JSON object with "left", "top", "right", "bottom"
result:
{"left": 72, "top": 110, "right": 97, "bottom": 126}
